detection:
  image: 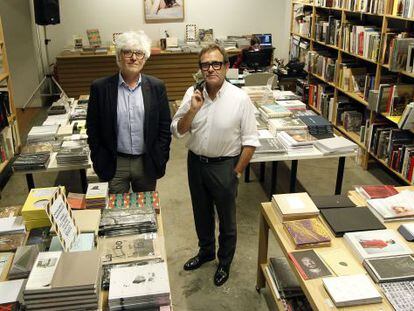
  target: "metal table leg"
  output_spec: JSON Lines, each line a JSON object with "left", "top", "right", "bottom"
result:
{"left": 80, "top": 169, "right": 87, "bottom": 193}
{"left": 335, "top": 157, "right": 346, "bottom": 195}
{"left": 269, "top": 161, "right": 278, "bottom": 200}
{"left": 26, "top": 173, "right": 35, "bottom": 191}
{"left": 290, "top": 160, "right": 298, "bottom": 193}
{"left": 259, "top": 162, "right": 265, "bottom": 182}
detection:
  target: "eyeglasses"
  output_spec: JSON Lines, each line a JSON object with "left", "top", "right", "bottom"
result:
{"left": 199, "top": 61, "right": 225, "bottom": 71}
{"left": 122, "top": 50, "right": 145, "bottom": 59}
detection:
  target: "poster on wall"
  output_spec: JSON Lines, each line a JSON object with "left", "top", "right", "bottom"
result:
{"left": 144, "top": 0, "right": 184, "bottom": 23}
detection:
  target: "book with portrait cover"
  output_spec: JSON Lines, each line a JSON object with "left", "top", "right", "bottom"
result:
{"left": 367, "top": 190, "right": 414, "bottom": 222}
{"left": 364, "top": 255, "right": 414, "bottom": 283}
{"left": 344, "top": 229, "right": 413, "bottom": 262}
{"left": 283, "top": 218, "right": 331, "bottom": 249}
{"left": 288, "top": 249, "right": 332, "bottom": 280}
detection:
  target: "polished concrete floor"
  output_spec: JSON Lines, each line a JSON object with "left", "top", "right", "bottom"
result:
{"left": 0, "top": 134, "right": 402, "bottom": 311}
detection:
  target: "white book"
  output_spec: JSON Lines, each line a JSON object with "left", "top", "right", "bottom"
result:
{"left": 109, "top": 261, "right": 170, "bottom": 300}
{"left": 322, "top": 274, "right": 382, "bottom": 307}
{"left": 25, "top": 251, "right": 62, "bottom": 291}
{"left": 0, "top": 216, "right": 25, "bottom": 234}
{"left": 344, "top": 229, "right": 413, "bottom": 262}
{"left": 367, "top": 190, "right": 414, "bottom": 221}
{"left": 0, "top": 279, "right": 26, "bottom": 304}
{"left": 86, "top": 182, "right": 109, "bottom": 199}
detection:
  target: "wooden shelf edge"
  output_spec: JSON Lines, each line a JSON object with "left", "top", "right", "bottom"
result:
{"left": 369, "top": 152, "right": 412, "bottom": 185}
{"left": 260, "top": 264, "right": 284, "bottom": 306}
{"left": 335, "top": 125, "right": 366, "bottom": 149}
{"left": 0, "top": 72, "right": 9, "bottom": 83}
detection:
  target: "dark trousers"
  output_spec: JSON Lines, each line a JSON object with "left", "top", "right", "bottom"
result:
{"left": 187, "top": 151, "right": 239, "bottom": 266}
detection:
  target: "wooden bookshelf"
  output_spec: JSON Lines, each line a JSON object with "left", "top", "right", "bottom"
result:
{"left": 0, "top": 17, "right": 21, "bottom": 174}
{"left": 290, "top": 0, "right": 414, "bottom": 179}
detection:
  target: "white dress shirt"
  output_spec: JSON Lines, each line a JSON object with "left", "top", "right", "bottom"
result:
{"left": 171, "top": 80, "right": 260, "bottom": 157}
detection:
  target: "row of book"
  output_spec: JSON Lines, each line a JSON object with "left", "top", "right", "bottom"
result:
{"left": 314, "top": 0, "right": 385, "bottom": 14}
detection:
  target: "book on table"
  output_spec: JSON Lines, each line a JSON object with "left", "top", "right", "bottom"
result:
{"left": 272, "top": 192, "right": 319, "bottom": 221}
{"left": 283, "top": 218, "right": 331, "bottom": 249}
{"left": 310, "top": 194, "right": 356, "bottom": 209}
{"left": 344, "top": 229, "right": 413, "bottom": 263}
{"left": 320, "top": 206, "right": 386, "bottom": 237}
{"left": 363, "top": 255, "right": 414, "bottom": 283}
{"left": 255, "top": 137, "right": 286, "bottom": 154}
{"left": 316, "top": 248, "right": 365, "bottom": 276}
{"left": 367, "top": 190, "right": 414, "bottom": 222}
{"left": 322, "top": 274, "right": 382, "bottom": 307}
{"left": 288, "top": 249, "right": 332, "bottom": 280}
{"left": 354, "top": 184, "right": 398, "bottom": 199}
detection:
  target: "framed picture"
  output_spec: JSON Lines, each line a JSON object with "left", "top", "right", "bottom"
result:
{"left": 144, "top": 0, "right": 184, "bottom": 23}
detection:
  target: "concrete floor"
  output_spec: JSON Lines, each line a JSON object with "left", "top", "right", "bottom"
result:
{"left": 0, "top": 134, "right": 403, "bottom": 311}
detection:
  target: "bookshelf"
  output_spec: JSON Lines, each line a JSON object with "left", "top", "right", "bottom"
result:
{"left": 290, "top": 0, "right": 414, "bottom": 185}
{"left": 0, "top": 17, "right": 21, "bottom": 174}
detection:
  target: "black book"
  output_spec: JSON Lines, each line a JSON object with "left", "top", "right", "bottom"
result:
{"left": 311, "top": 195, "right": 356, "bottom": 209}
{"left": 320, "top": 207, "right": 386, "bottom": 237}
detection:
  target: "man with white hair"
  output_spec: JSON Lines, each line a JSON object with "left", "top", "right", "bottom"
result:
{"left": 87, "top": 31, "right": 171, "bottom": 193}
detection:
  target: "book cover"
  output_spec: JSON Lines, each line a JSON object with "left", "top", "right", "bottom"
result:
{"left": 67, "top": 193, "right": 86, "bottom": 210}
{"left": 364, "top": 255, "right": 414, "bottom": 283}
{"left": 288, "top": 249, "right": 332, "bottom": 280}
{"left": 0, "top": 233, "right": 26, "bottom": 252}
{"left": 316, "top": 248, "right": 364, "bottom": 276}
{"left": 8, "top": 245, "right": 40, "bottom": 279}
{"left": 310, "top": 195, "right": 356, "bottom": 209}
{"left": 272, "top": 192, "right": 319, "bottom": 221}
{"left": 354, "top": 184, "right": 398, "bottom": 199}
{"left": 107, "top": 191, "right": 160, "bottom": 210}
{"left": 25, "top": 251, "right": 62, "bottom": 292}
{"left": 0, "top": 252, "right": 13, "bottom": 281}
{"left": 86, "top": 29, "right": 101, "bottom": 47}
{"left": 398, "top": 223, "right": 414, "bottom": 241}
{"left": 0, "top": 205, "right": 21, "bottom": 218}
{"left": 367, "top": 190, "right": 414, "bottom": 221}
{"left": 344, "top": 229, "right": 413, "bottom": 262}
{"left": 284, "top": 218, "right": 331, "bottom": 249}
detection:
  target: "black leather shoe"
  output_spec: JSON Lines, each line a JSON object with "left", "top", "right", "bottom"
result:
{"left": 183, "top": 254, "right": 215, "bottom": 271}
{"left": 214, "top": 264, "right": 230, "bottom": 286}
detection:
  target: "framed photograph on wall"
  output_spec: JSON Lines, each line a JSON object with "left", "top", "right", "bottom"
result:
{"left": 144, "top": 0, "right": 184, "bottom": 23}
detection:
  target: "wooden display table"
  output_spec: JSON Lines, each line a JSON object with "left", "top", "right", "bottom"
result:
{"left": 255, "top": 187, "right": 414, "bottom": 310}
{"left": 56, "top": 50, "right": 239, "bottom": 100}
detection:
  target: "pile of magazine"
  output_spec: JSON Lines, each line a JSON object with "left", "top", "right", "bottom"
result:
{"left": 277, "top": 130, "right": 317, "bottom": 151}
{"left": 108, "top": 261, "right": 171, "bottom": 311}
{"left": 314, "top": 136, "right": 358, "bottom": 155}
{"left": 99, "top": 208, "right": 157, "bottom": 236}
{"left": 27, "top": 125, "right": 59, "bottom": 143}
{"left": 12, "top": 152, "right": 50, "bottom": 171}
{"left": 56, "top": 140, "right": 89, "bottom": 165}
{"left": 85, "top": 182, "right": 108, "bottom": 209}
{"left": 298, "top": 115, "right": 333, "bottom": 139}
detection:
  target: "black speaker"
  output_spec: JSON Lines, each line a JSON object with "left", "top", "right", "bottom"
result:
{"left": 34, "top": 0, "right": 60, "bottom": 25}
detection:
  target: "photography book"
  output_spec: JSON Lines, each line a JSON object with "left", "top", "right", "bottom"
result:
{"left": 367, "top": 190, "right": 414, "bottom": 222}
{"left": 354, "top": 184, "right": 398, "bottom": 199}
{"left": 310, "top": 194, "right": 356, "bottom": 209}
{"left": 316, "top": 248, "right": 364, "bottom": 276}
{"left": 272, "top": 192, "right": 319, "bottom": 221}
{"left": 288, "top": 249, "right": 332, "bottom": 280}
{"left": 344, "top": 229, "right": 413, "bottom": 262}
{"left": 322, "top": 274, "right": 382, "bottom": 307}
{"left": 364, "top": 255, "right": 414, "bottom": 283}
{"left": 283, "top": 218, "right": 331, "bottom": 249}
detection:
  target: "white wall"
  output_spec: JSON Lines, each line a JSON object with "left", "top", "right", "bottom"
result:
{"left": 46, "top": 0, "right": 291, "bottom": 61}
{"left": 0, "top": 0, "right": 42, "bottom": 108}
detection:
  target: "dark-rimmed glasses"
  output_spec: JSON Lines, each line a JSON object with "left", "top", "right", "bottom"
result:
{"left": 199, "top": 61, "right": 224, "bottom": 71}
{"left": 122, "top": 50, "right": 145, "bottom": 59}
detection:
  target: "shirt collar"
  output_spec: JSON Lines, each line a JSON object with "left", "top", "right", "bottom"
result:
{"left": 204, "top": 80, "right": 229, "bottom": 100}
{"left": 118, "top": 72, "right": 141, "bottom": 91}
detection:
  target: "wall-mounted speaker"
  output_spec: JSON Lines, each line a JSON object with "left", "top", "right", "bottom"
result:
{"left": 34, "top": 0, "right": 60, "bottom": 25}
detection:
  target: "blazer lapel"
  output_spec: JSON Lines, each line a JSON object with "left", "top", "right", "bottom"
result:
{"left": 107, "top": 74, "right": 119, "bottom": 137}
{"left": 141, "top": 74, "right": 151, "bottom": 141}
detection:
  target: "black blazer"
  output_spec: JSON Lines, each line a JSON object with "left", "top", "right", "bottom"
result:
{"left": 86, "top": 73, "right": 172, "bottom": 181}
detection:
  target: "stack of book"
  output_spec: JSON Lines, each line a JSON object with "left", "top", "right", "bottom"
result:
{"left": 363, "top": 255, "right": 414, "bottom": 283}
{"left": 24, "top": 250, "right": 101, "bottom": 310}
{"left": 322, "top": 274, "right": 382, "bottom": 307}
{"left": 258, "top": 103, "right": 292, "bottom": 121}
{"left": 277, "top": 130, "right": 317, "bottom": 151}
{"left": 276, "top": 100, "right": 306, "bottom": 111}
{"left": 0, "top": 216, "right": 26, "bottom": 252}
{"left": 255, "top": 137, "right": 286, "bottom": 154}
{"left": 48, "top": 233, "right": 95, "bottom": 252}
{"left": 344, "top": 229, "right": 413, "bottom": 263}
{"left": 268, "top": 117, "right": 307, "bottom": 135}
{"left": 108, "top": 261, "right": 171, "bottom": 311}
{"left": 99, "top": 208, "right": 157, "bottom": 236}
{"left": 271, "top": 192, "right": 319, "bottom": 221}
{"left": 367, "top": 190, "right": 414, "bottom": 222}
{"left": 27, "top": 125, "right": 59, "bottom": 143}
{"left": 107, "top": 191, "right": 160, "bottom": 212}
{"left": 314, "top": 136, "right": 358, "bottom": 154}
{"left": 85, "top": 182, "right": 108, "bottom": 209}
{"left": 12, "top": 152, "right": 51, "bottom": 171}
{"left": 47, "top": 102, "right": 67, "bottom": 115}
{"left": 21, "top": 141, "right": 62, "bottom": 154}
{"left": 56, "top": 140, "right": 89, "bottom": 165}
{"left": 7, "top": 245, "right": 40, "bottom": 279}
{"left": 0, "top": 279, "right": 26, "bottom": 310}
{"left": 241, "top": 86, "right": 269, "bottom": 102}
{"left": 21, "top": 187, "right": 62, "bottom": 230}
{"left": 67, "top": 192, "right": 86, "bottom": 210}
{"left": 380, "top": 281, "right": 414, "bottom": 310}
{"left": 298, "top": 115, "right": 333, "bottom": 138}
{"left": 272, "top": 90, "right": 301, "bottom": 101}
{"left": 70, "top": 106, "right": 87, "bottom": 121}
{"left": 354, "top": 184, "right": 398, "bottom": 200}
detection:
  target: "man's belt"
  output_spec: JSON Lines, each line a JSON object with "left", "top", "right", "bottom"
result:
{"left": 190, "top": 151, "right": 237, "bottom": 163}
{"left": 117, "top": 152, "right": 143, "bottom": 159}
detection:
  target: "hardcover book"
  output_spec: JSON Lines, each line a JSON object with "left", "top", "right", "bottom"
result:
{"left": 310, "top": 194, "right": 356, "bottom": 209}
{"left": 272, "top": 192, "right": 319, "bottom": 221}
{"left": 0, "top": 233, "right": 26, "bottom": 252}
{"left": 107, "top": 191, "right": 160, "bottom": 211}
{"left": 364, "top": 255, "right": 414, "bottom": 283}
{"left": 344, "top": 229, "right": 413, "bottom": 262}
{"left": 283, "top": 218, "right": 331, "bottom": 249}
{"left": 367, "top": 190, "right": 414, "bottom": 222}
{"left": 322, "top": 274, "right": 382, "bottom": 307}
{"left": 255, "top": 137, "right": 286, "bottom": 154}
{"left": 316, "top": 248, "right": 364, "bottom": 276}
{"left": 354, "top": 184, "right": 398, "bottom": 199}
{"left": 320, "top": 206, "right": 386, "bottom": 237}
{"left": 0, "top": 205, "right": 21, "bottom": 218}
{"left": 8, "top": 245, "right": 40, "bottom": 280}
{"left": 268, "top": 257, "right": 302, "bottom": 298}
{"left": 288, "top": 249, "right": 332, "bottom": 280}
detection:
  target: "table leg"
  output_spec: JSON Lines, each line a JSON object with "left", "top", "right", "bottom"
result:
{"left": 269, "top": 161, "right": 278, "bottom": 200}
{"left": 80, "top": 169, "right": 87, "bottom": 193}
{"left": 26, "top": 174, "right": 35, "bottom": 191}
{"left": 244, "top": 163, "right": 251, "bottom": 183}
{"left": 290, "top": 160, "right": 298, "bottom": 193}
{"left": 259, "top": 162, "right": 265, "bottom": 182}
{"left": 335, "top": 157, "right": 346, "bottom": 195}
{"left": 256, "top": 212, "right": 269, "bottom": 292}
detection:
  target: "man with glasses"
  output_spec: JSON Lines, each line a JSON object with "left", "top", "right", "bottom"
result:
{"left": 171, "top": 44, "right": 259, "bottom": 286}
{"left": 87, "top": 31, "right": 171, "bottom": 194}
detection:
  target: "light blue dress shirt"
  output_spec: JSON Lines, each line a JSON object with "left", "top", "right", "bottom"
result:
{"left": 116, "top": 73, "right": 145, "bottom": 155}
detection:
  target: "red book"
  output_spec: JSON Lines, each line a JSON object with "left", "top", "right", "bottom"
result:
{"left": 355, "top": 185, "right": 398, "bottom": 200}
{"left": 408, "top": 157, "right": 414, "bottom": 182}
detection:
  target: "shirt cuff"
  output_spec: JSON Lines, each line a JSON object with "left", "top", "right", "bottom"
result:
{"left": 171, "top": 118, "right": 187, "bottom": 139}
{"left": 242, "top": 135, "right": 261, "bottom": 147}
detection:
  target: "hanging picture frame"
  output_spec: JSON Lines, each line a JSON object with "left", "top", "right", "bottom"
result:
{"left": 185, "top": 24, "right": 197, "bottom": 42}
{"left": 144, "top": 0, "right": 184, "bottom": 23}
